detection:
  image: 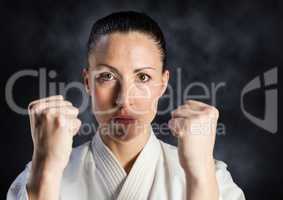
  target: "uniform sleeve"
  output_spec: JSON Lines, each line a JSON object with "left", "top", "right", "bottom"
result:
{"left": 215, "top": 160, "right": 246, "bottom": 200}
{"left": 6, "top": 162, "right": 32, "bottom": 200}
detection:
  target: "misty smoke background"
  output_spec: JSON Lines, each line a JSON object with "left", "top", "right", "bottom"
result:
{"left": 0, "top": 0, "right": 282, "bottom": 199}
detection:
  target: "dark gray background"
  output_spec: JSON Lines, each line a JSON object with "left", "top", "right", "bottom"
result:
{"left": 0, "top": 0, "right": 282, "bottom": 199}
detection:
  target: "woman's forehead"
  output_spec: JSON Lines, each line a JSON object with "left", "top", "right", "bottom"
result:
{"left": 88, "top": 32, "right": 163, "bottom": 71}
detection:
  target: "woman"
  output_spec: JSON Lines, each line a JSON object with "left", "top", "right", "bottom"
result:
{"left": 7, "top": 11, "right": 245, "bottom": 200}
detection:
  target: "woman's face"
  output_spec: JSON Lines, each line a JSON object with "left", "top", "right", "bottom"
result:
{"left": 84, "top": 31, "right": 169, "bottom": 141}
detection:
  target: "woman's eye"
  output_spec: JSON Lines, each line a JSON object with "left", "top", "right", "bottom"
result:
{"left": 137, "top": 73, "right": 151, "bottom": 82}
{"left": 97, "top": 72, "right": 115, "bottom": 82}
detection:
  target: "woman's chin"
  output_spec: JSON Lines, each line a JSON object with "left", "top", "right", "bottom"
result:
{"left": 98, "top": 120, "right": 149, "bottom": 142}
{"left": 110, "top": 124, "right": 137, "bottom": 141}
{"left": 106, "top": 123, "right": 142, "bottom": 142}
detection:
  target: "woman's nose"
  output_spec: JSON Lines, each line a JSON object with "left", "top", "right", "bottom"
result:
{"left": 115, "top": 82, "right": 133, "bottom": 108}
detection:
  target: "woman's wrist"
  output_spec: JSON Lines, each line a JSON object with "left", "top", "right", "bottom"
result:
{"left": 182, "top": 157, "right": 215, "bottom": 180}
{"left": 184, "top": 159, "right": 219, "bottom": 200}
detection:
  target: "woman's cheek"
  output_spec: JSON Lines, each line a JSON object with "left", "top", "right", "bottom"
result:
{"left": 136, "top": 100, "right": 158, "bottom": 124}
{"left": 135, "top": 89, "right": 159, "bottom": 118}
{"left": 146, "top": 85, "right": 164, "bottom": 118}
{"left": 93, "top": 85, "right": 114, "bottom": 111}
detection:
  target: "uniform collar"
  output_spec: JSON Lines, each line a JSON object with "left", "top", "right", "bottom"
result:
{"left": 91, "top": 125, "right": 161, "bottom": 199}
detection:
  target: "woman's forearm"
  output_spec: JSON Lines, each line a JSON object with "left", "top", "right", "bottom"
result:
{"left": 27, "top": 159, "right": 64, "bottom": 200}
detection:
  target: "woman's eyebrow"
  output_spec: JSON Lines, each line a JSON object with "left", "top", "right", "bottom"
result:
{"left": 95, "top": 64, "right": 156, "bottom": 74}
{"left": 134, "top": 67, "right": 156, "bottom": 73}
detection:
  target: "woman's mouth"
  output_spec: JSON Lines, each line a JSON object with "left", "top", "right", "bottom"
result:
{"left": 112, "top": 116, "right": 136, "bottom": 125}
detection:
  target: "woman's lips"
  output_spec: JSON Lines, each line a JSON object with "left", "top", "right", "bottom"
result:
{"left": 112, "top": 117, "right": 136, "bottom": 125}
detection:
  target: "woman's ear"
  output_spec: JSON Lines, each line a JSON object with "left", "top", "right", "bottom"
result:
{"left": 83, "top": 68, "right": 91, "bottom": 95}
{"left": 160, "top": 69, "right": 170, "bottom": 97}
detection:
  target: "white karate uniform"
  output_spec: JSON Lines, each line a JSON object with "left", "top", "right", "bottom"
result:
{"left": 7, "top": 126, "right": 246, "bottom": 200}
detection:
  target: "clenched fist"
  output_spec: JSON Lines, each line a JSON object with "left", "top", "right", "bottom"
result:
{"left": 168, "top": 100, "right": 219, "bottom": 179}
{"left": 28, "top": 95, "right": 81, "bottom": 170}
{"left": 27, "top": 95, "right": 81, "bottom": 199}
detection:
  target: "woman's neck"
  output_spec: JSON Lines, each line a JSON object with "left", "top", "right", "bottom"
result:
{"left": 100, "top": 124, "right": 151, "bottom": 174}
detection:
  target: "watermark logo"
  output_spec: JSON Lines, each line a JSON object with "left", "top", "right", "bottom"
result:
{"left": 5, "top": 66, "right": 278, "bottom": 136}
{"left": 240, "top": 67, "right": 278, "bottom": 134}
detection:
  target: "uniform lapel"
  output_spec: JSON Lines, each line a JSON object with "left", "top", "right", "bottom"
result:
{"left": 116, "top": 127, "right": 161, "bottom": 200}
{"left": 92, "top": 132, "right": 127, "bottom": 198}
{"left": 91, "top": 126, "right": 161, "bottom": 200}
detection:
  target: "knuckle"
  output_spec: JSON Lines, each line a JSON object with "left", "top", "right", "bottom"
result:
{"left": 28, "top": 99, "right": 41, "bottom": 109}
{"left": 205, "top": 106, "right": 219, "bottom": 118}
{"left": 76, "top": 119, "right": 82, "bottom": 126}
{"left": 47, "top": 108, "right": 55, "bottom": 116}
{"left": 205, "top": 106, "right": 214, "bottom": 113}
{"left": 213, "top": 106, "right": 219, "bottom": 113}
{"left": 28, "top": 98, "right": 44, "bottom": 109}
{"left": 28, "top": 102, "right": 35, "bottom": 111}
{"left": 55, "top": 114, "right": 65, "bottom": 127}
{"left": 35, "top": 103, "right": 46, "bottom": 112}
{"left": 192, "top": 114, "right": 202, "bottom": 121}
{"left": 214, "top": 108, "right": 220, "bottom": 118}
{"left": 28, "top": 106, "right": 36, "bottom": 115}
{"left": 41, "top": 109, "right": 52, "bottom": 120}
{"left": 187, "top": 99, "right": 194, "bottom": 103}
{"left": 74, "top": 107, "right": 79, "bottom": 114}
{"left": 185, "top": 100, "right": 193, "bottom": 105}
{"left": 211, "top": 106, "right": 219, "bottom": 115}
{"left": 65, "top": 101, "right": 73, "bottom": 106}
{"left": 31, "top": 104, "right": 40, "bottom": 113}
